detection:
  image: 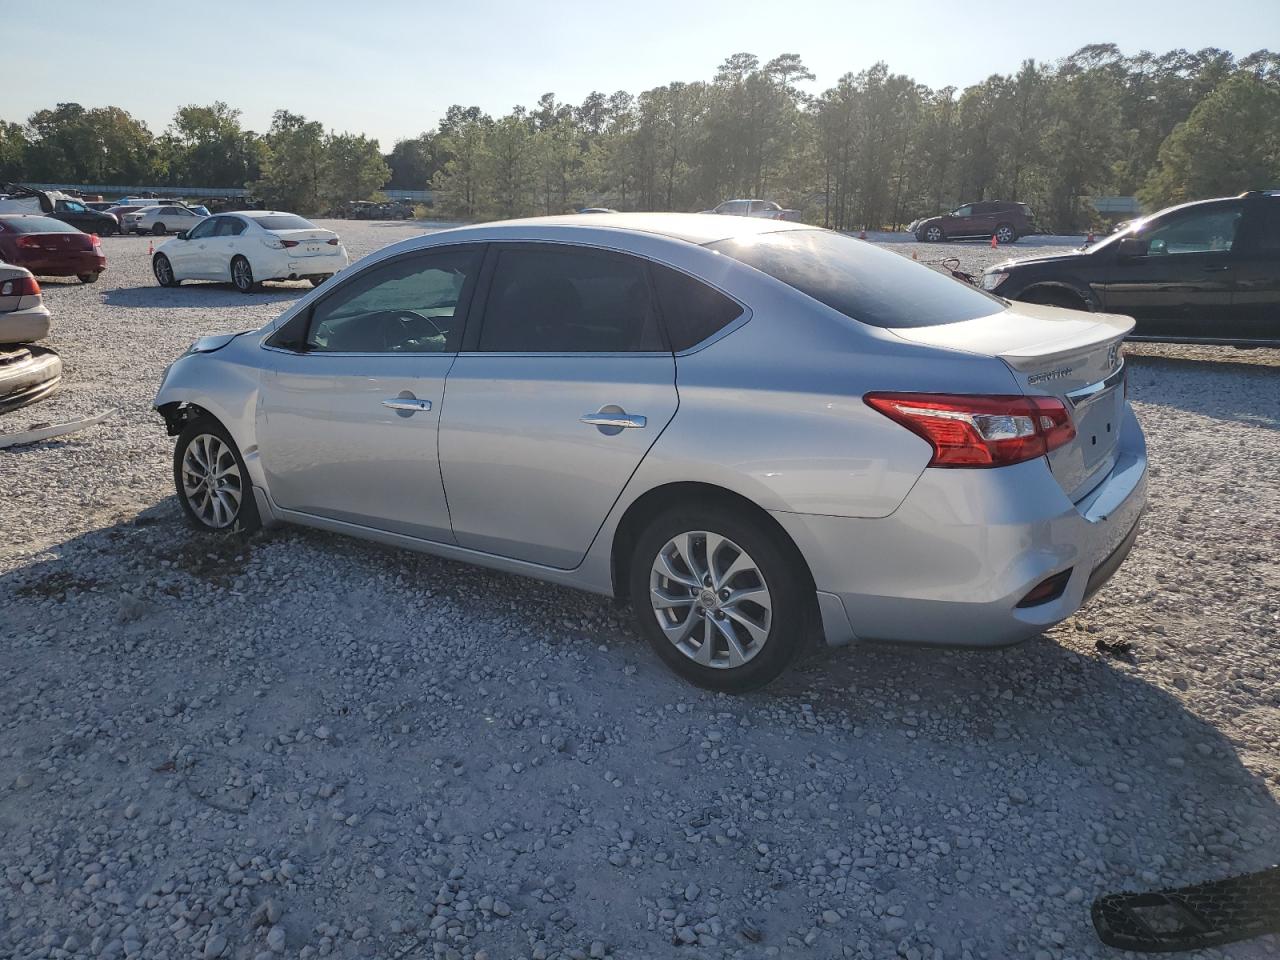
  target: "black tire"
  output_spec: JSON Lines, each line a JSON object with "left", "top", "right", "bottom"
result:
{"left": 153, "top": 254, "right": 180, "bottom": 287}
{"left": 994, "top": 222, "right": 1018, "bottom": 244}
{"left": 629, "top": 501, "right": 808, "bottom": 692}
{"left": 100, "top": 224, "right": 116, "bottom": 237}
{"left": 151, "top": 222, "right": 167, "bottom": 236}
{"left": 77, "top": 273, "right": 99, "bottom": 284}
{"left": 1019, "top": 286, "right": 1091, "bottom": 311}
{"left": 923, "top": 224, "right": 945, "bottom": 242}
{"left": 231, "top": 256, "right": 257, "bottom": 294}
{"left": 173, "top": 416, "right": 261, "bottom": 534}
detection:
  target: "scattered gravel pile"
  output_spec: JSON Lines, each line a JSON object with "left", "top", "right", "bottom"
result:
{"left": 2, "top": 224, "right": 1278, "bottom": 959}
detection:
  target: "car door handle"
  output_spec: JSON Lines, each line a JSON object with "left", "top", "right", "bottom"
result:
{"left": 1202, "top": 265, "right": 1231, "bottom": 273}
{"left": 382, "top": 398, "right": 432, "bottom": 412}
{"left": 580, "top": 412, "right": 646, "bottom": 429}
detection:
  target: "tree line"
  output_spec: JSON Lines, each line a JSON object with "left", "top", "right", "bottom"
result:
{"left": 2, "top": 43, "right": 1278, "bottom": 230}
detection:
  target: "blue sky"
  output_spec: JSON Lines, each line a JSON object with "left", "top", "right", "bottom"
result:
{"left": 10, "top": 0, "right": 1278, "bottom": 146}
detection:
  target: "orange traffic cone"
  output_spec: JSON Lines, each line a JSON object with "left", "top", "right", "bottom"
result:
{"left": 858, "top": 228, "right": 867, "bottom": 240}
{"left": 990, "top": 233, "right": 998, "bottom": 248}
{"left": 912, "top": 251, "right": 918, "bottom": 260}
{"left": 147, "top": 240, "right": 154, "bottom": 255}
{"left": 1086, "top": 231, "right": 1095, "bottom": 244}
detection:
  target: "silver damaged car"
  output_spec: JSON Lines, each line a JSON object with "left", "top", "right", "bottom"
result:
{"left": 155, "top": 213, "right": 1147, "bottom": 690}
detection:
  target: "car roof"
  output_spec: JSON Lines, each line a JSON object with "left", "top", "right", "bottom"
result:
{"left": 421, "top": 212, "right": 815, "bottom": 246}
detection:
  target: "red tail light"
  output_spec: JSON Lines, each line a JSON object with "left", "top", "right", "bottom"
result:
{"left": 279, "top": 239, "right": 300, "bottom": 248}
{"left": 16, "top": 235, "right": 40, "bottom": 248}
{"left": 865, "top": 393, "right": 1076, "bottom": 468}
{"left": 90, "top": 234, "right": 101, "bottom": 245}
{"left": 0, "top": 276, "right": 40, "bottom": 297}
{"left": 326, "top": 237, "right": 340, "bottom": 245}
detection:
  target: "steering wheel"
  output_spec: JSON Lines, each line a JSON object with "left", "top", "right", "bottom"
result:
{"left": 371, "top": 310, "right": 446, "bottom": 351}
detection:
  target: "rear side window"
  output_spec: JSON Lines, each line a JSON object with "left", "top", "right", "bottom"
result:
{"left": 709, "top": 229, "right": 1004, "bottom": 328}
{"left": 651, "top": 263, "right": 744, "bottom": 350}
{"left": 1238, "top": 202, "right": 1280, "bottom": 253}
{"left": 0, "top": 216, "right": 79, "bottom": 234}
{"left": 255, "top": 214, "right": 315, "bottom": 231}
{"left": 479, "top": 246, "right": 664, "bottom": 352}
{"left": 214, "top": 218, "right": 246, "bottom": 237}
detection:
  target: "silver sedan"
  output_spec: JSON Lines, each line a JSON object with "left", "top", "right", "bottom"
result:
{"left": 154, "top": 213, "right": 1147, "bottom": 690}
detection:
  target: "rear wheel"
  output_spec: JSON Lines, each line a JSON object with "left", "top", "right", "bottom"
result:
{"left": 151, "top": 222, "right": 167, "bottom": 236}
{"left": 77, "top": 273, "right": 99, "bottom": 284}
{"left": 924, "top": 224, "right": 944, "bottom": 242}
{"left": 174, "top": 417, "right": 261, "bottom": 533}
{"left": 308, "top": 275, "right": 328, "bottom": 288}
{"left": 231, "top": 256, "right": 257, "bottom": 294}
{"left": 153, "top": 254, "right": 179, "bottom": 287}
{"left": 629, "top": 502, "right": 806, "bottom": 691}
{"left": 994, "top": 222, "right": 1018, "bottom": 244}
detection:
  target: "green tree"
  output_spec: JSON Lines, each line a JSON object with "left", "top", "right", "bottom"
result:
{"left": 1141, "top": 73, "right": 1280, "bottom": 206}
{"left": 255, "top": 110, "right": 326, "bottom": 212}
{"left": 167, "top": 101, "right": 264, "bottom": 187}
{"left": 321, "top": 132, "right": 390, "bottom": 208}
{"left": 0, "top": 121, "right": 28, "bottom": 181}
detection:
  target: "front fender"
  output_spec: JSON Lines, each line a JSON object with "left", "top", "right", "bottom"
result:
{"left": 154, "top": 352, "right": 265, "bottom": 487}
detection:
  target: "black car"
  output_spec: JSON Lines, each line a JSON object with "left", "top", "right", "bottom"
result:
{"left": 983, "top": 192, "right": 1280, "bottom": 346}
{"left": 0, "top": 185, "right": 119, "bottom": 236}
{"left": 913, "top": 201, "right": 1036, "bottom": 244}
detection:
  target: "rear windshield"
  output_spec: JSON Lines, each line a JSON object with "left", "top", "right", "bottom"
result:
{"left": 708, "top": 229, "right": 1003, "bottom": 328}
{"left": 0, "top": 216, "right": 81, "bottom": 234}
{"left": 254, "top": 214, "right": 316, "bottom": 231}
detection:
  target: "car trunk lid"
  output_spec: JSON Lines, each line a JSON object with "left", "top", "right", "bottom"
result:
{"left": 269, "top": 229, "right": 338, "bottom": 257}
{"left": 888, "top": 302, "right": 1132, "bottom": 502}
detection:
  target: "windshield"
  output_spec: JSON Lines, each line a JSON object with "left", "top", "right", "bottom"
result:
{"left": 708, "top": 229, "right": 1004, "bottom": 328}
{"left": 255, "top": 214, "right": 316, "bottom": 231}
{"left": 1, "top": 215, "right": 81, "bottom": 234}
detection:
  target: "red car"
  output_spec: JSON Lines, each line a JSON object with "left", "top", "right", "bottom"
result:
{"left": 0, "top": 215, "right": 107, "bottom": 283}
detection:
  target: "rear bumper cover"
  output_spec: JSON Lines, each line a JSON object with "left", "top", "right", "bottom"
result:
{"left": 775, "top": 405, "right": 1148, "bottom": 647}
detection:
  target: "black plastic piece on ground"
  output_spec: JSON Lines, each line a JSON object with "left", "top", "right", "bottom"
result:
{"left": 1092, "top": 865, "right": 1280, "bottom": 952}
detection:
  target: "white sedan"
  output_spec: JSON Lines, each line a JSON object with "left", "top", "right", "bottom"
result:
{"left": 126, "top": 204, "right": 205, "bottom": 236}
{"left": 152, "top": 211, "right": 349, "bottom": 293}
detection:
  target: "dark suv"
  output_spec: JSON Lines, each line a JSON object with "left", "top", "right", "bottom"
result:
{"left": 913, "top": 201, "right": 1034, "bottom": 243}
{"left": 982, "top": 192, "right": 1280, "bottom": 346}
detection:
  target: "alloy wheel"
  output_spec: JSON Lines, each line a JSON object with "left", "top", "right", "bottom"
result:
{"left": 180, "top": 433, "right": 243, "bottom": 528}
{"left": 232, "top": 259, "right": 252, "bottom": 292}
{"left": 649, "top": 531, "right": 773, "bottom": 669}
{"left": 154, "top": 257, "right": 172, "bottom": 286}
{"left": 996, "top": 225, "right": 1015, "bottom": 243}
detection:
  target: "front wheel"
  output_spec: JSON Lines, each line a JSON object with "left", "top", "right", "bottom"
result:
{"left": 994, "top": 222, "right": 1018, "bottom": 244}
{"left": 924, "top": 224, "right": 944, "bottom": 242}
{"left": 629, "top": 503, "right": 807, "bottom": 691}
{"left": 231, "top": 256, "right": 257, "bottom": 293}
{"left": 77, "top": 273, "right": 99, "bottom": 284}
{"left": 153, "top": 254, "right": 180, "bottom": 287}
{"left": 174, "top": 417, "right": 261, "bottom": 533}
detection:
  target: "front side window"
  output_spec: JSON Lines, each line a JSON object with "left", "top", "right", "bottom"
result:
{"left": 187, "top": 218, "right": 218, "bottom": 240}
{"left": 952, "top": 205, "right": 973, "bottom": 217}
{"left": 56, "top": 199, "right": 88, "bottom": 213}
{"left": 1143, "top": 204, "right": 1241, "bottom": 256}
{"left": 303, "top": 247, "right": 482, "bottom": 353}
{"left": 479, "top": 246, "right": 664, "bottom": 353}
{"left": 710, "top": 229, "right": 1003, "bottom": 329}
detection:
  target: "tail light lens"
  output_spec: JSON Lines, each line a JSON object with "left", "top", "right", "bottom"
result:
{"left": 16, "top": 236, "right": 40, "bottom": 248}
{"left": 0, "top": 276, "right": 40, "bottom": 297}
{"left": 90, "top": 234, "right": 101, "bottom": 245}
{"left": 326, "top": 237, "right": 339, "bottom": 245}
{"left": 865, "top": 393, "right": 1076, "bottom": 467}
{"left": 279, "top": 239, "right": 300, "bottom": 248}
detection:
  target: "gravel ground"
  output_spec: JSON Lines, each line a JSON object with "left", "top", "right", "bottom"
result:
{"left": 2, "top": 223, "right": 1278, "bottom": 960}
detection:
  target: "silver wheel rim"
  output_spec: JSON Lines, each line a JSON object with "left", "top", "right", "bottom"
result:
{"left": 649, "top": 531, "right": 772, "bottom": 669}
{"left": 181, "top": 434, "right": 242, "bottom": 529}
{"left": 997, "top": 226, "right": 1014, "bottom": 242}
{"left": 927, "top": 227, "right": 941, "bottom": 241}
{"left": 233, "top": 260, "right": 251, "bottom": 289}
{"left": 155, "top": 258, "right": 171, "bottom": 284}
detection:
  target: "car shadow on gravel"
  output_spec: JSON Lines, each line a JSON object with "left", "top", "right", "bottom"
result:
{"left": 4, "top": 507, "right": 1279, "bottom": 958}
{"left": 102, "top": 284, "right": 307, "bottom": 309}
{"left": 1127, "top": 354, "right": 1280, "bottom": 426}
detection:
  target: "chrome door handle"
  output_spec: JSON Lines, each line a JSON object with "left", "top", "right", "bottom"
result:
{"left": 580, "top": 412, "right": 646, "bottom": 429}
{"left": 382, "top": 398, "right": 432, "bottom": 412}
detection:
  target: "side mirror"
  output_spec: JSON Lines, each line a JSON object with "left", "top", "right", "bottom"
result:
{"left": 1116, "top": 236, "right": 1147, "bottom": 258}
{"left": 177, "top": 231, "right": 189, "bottom": 240}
